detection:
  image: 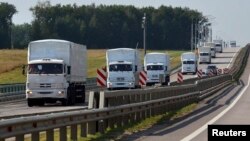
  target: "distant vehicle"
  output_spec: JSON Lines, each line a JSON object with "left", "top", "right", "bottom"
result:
{"left": 181, "top": 52, "right": 197, "bottom": 75}
{"left": 213, "top": 40, "right": 223, "bottom": 53}
{"left": 26, "top": 39, "right": 87, "bottom": 107}
{"left": 201, "top": 69, "right": 208, "bottom": 77}
{"left": 230, "top": 41, "right": 236, "bottom": 47}
{"left": 199, "top": 46, "right": 211, "bottom": 64}
{"left": 211, "top": 47, "right": 216, "bottom": 58}
{"left": 207, "top": 64, "right": 218, "bottom": 75}
{"left": 204, "top": 42, "right": 216, "bottom": 58}
{"left": 144, "top": 52, "right": 170, "bottom": 85}
{"left": 106, "top": 48, "right": 141, "bottom": 89}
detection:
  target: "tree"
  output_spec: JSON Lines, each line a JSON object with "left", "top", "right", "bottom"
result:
{"left": 12, "top": 23, "right": 32, "bottom": 48}
{"left": 0, "top": 2, "right": 17, "bottom": 48}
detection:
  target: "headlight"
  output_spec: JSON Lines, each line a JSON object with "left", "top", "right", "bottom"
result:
{"left": 26, "top": 90, "right": 32, "bottom": 94}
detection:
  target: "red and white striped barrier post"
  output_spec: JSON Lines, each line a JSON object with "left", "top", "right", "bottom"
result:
{"left": 217, "top": 69, "right": 222, "bottom": 75}
{"left": 177, "top": 72, "right": 183, "bottom": 83}
{"left": 197, "top": 69, "right": 202, "bottom": 78}
{"left": 208, "top": 70, "right": 214, "bottom": 77}
{"left": 97, "top": 67, "right": 107, "bottom": 87}
{"left": 223, "top": 68, "right": 229, "bottom": 74}
{"left": 139, "top": 71, "right": 147, "bottom": 86}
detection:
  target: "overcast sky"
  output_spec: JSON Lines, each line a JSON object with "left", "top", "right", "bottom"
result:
{"left": 1, "top": 0, "right": 249, "bottom": 46}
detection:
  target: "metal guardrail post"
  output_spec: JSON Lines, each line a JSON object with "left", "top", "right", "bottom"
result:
{"left": 60, "top": 126, "right": 67, "bottom": 141}
{"left": 46, "top": 129, "right": 54, "bottom": 141}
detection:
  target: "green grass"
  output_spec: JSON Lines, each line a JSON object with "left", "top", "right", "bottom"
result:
{"left": 0, "top": 49, "right": 186, "bottom": 84}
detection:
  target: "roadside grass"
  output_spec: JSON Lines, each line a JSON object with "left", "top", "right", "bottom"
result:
{"left": 0, "top": 49, "right": 186, "bottom": 84}
{"left": 23, "top": 103, "right": 197, "bottom": 141}
{"left": 0, "top": 49, "right": 26, "bottom": 74}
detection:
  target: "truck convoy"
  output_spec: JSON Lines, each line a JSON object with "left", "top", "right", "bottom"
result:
{"left": 213, "top": 40, "right": 223, "bottom": 53}
{"left": 144, "top": 52, "right": 170, "bottom": 85}
{"left": 106, "top": 48, "right": 141, "bottom": 89}
{"left": 26, "top": 39, "right": 87, "bottom": 107}
{"left": 181, "top": 52, "right": 197, "bottom": 75}
{"left": 199, "top": 46, "right": 211, "bottom": 64}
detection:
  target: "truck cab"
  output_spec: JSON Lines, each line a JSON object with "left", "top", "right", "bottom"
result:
{"left": 106, "top": 48, "right": 141, "bottom": 89}
{"left": 211, "top": 47, "right": 216, "bottom": 58}
{"left": 144, "top": 53, "right": 170, "bottom": 85}
{"left": 26, "top": 59, "right": 67, "bottom": 105}
{"left": 199, "top": 46, "right": 211, "bottom": 64}
{"left": 181, "top": 52, "right": 197, "bottom": 75}
{"left": 107, "top": 61, "right": 135, "bottom": 89}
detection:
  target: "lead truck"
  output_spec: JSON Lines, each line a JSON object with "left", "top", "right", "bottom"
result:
{"left": 144, "top": 53, "right": 170, "bottom": 85}
{"left": 106, "top": 48, "right": 141, "bottom": 89}
{"left": 26, "top": 39, "right": 87, "bottom": 106}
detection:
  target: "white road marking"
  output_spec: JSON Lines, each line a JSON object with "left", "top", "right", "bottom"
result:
{"left": 181, "top": 73, "right": 250, "bottom": 141}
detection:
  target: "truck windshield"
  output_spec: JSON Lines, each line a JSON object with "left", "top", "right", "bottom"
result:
{"left": 28, "top": 63, "right": 63, "bottom": 74}
{"left": 183, "top": 61, "right": 195, "bottom": 64}
{"left": 147, "top": 65, "right": 164, "bottom": 70}
{"left": 109, "top": 64, "right": 132, "bottom": 71}
{"left": 200, "top": 53, "right": 209, "bottom": 56}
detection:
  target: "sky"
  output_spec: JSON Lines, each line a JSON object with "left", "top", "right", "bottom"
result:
{"left": 1, "top": 0, "right": 249, "bottom": 46}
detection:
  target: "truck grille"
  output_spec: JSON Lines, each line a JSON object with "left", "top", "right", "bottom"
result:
{"left": 28, "top": 83, "right": 63, "bottom": 89}
{"left": 116, "top": 77, "right": 125, "bottom": 81}
{"left": 40, "top": 83, "right": 51, "bottom": 88}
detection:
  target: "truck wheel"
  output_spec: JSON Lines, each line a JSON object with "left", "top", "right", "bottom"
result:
{"left": 62, "top": 87, "right": 72, "bottom": 106}
{"left": 27, "top": 99, "right": 34, "bottom": 107}
{"left": 80, "top": 86, "right": 85, "bottom": 103}
{"left": 37, "top": 100, "right": 45, "bottom": 106}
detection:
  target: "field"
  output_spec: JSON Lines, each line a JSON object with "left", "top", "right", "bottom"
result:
{"left": 0, "top": 49, "right": 185, "bottom": 84}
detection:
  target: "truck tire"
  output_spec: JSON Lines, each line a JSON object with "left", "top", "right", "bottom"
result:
{"left": 163, "top": 76, "right": 170, "bottom": 86}
{"left": 37, "top": 100, "right": 45, "bottom": 106}
{"left": 62, "top": 87, "right": 72, "bottom": 106}
{"left": 80, "top": 86, "right": 85, "bottom": 103}
{"left": 27, "top": 99, "right": 34, "bottom": 107}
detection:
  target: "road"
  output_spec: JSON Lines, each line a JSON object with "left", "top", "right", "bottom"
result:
{"left": 0, "top": 47, "right": 240, "bottom": 119}
{"left": 122, "top": 46, "right": 247, "bottom": 141}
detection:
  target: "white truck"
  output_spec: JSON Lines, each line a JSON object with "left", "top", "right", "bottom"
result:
{"left": 181, "top": 52, "right": 197, "bottom": 75}
{"left": 25, "top": 39, "right": 87, "bottom": 107}
{"left": 230, "top": 40, "right": 236, "bottom": 47}
{"left": 106, "top": 48, "right": 141, "bottom": 89}
{"left": 199, "top": 46, "right": 211, "bottom": 64}
{"left": 204, "top": 42, "right": 216, "bottom": 58}
{"left": 144, "top": 53, "right": 170, "bottom": 85}
{"left": 213, "top": 40, "right": 223, "bottom": 53}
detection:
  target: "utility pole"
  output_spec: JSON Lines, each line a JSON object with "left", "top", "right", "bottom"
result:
{"left": 191, "top": 21, "right": 193, "bottom": 52}
{"left": 142, "top": 13, "right": 147, "bottom": 55}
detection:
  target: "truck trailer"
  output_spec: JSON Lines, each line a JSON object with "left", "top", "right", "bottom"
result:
{"left": 26, "top": 39, "right": 87, "bottom": 106}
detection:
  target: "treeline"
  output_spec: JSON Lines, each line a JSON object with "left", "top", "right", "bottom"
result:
{"left": 1, "top": 1, "right": 204, "bottom": 50}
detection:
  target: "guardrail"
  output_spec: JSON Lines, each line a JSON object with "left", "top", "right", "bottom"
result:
{"left": 0, "top": 45, "right": 249, "bottom": 141}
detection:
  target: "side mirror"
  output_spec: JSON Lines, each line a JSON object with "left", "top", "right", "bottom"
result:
{"left": 67, "top": 66, "right": 71, "bottom": 75}
{"left": 22, "top": 65, "right": 28, "bottom": 76}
